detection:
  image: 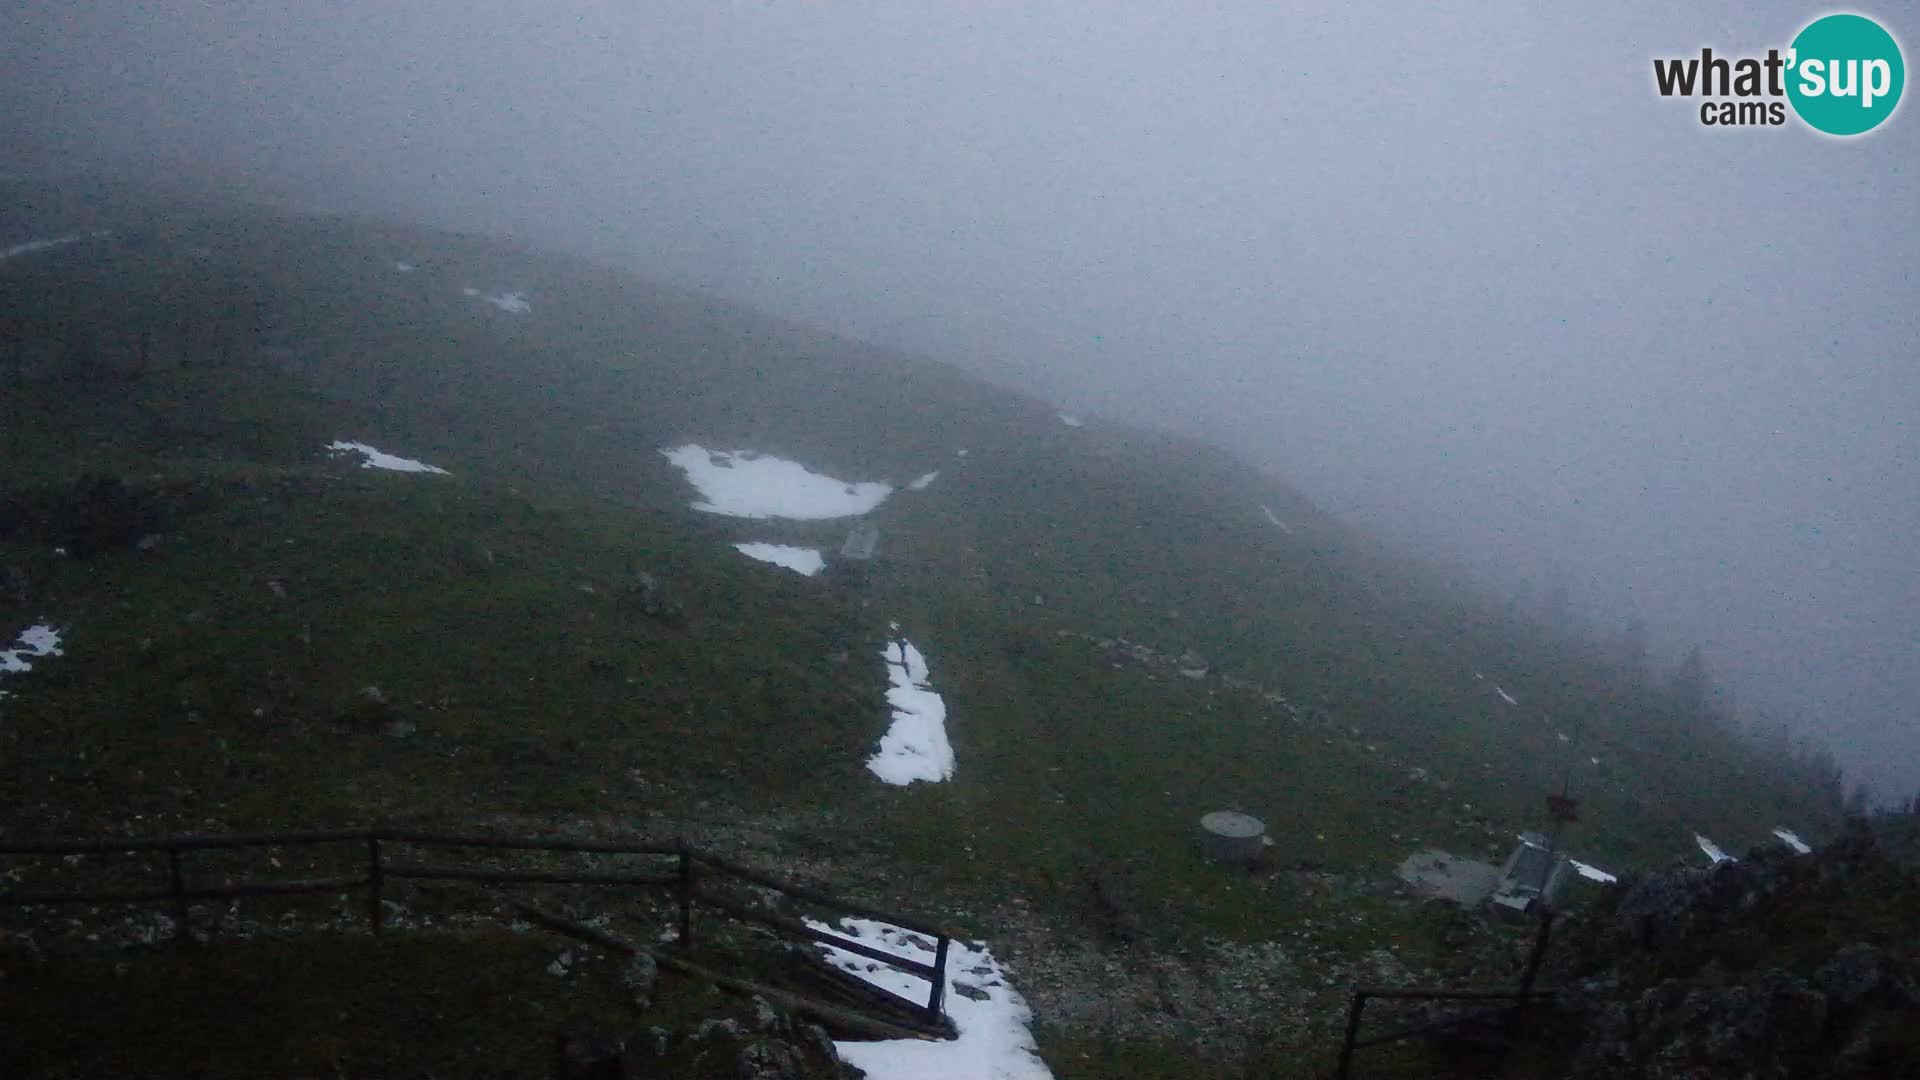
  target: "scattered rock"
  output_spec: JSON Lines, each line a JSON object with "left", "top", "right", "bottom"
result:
{"left": 621, "top": 951, "right": 658, "bottom": 1008}
{"left": 662, "top": 1003, "right": 859, "bottom": 1080}
{"left": 619, "top": 569, "right": 685, "bottom": 627}
{"left": 335, "top": 685, "right": 414, "bottom": 737}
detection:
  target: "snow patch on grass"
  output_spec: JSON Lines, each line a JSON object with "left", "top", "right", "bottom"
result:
{"left": 1495, "top": 686, "right": 1518, "bottom": 706}
{"left": 908, "top": 471, "right": 940, "bottom": 491}
{"left": 462, "top": 286, "right": 530, "bottom": 313}
{"left": 805, "top": 917, "right": 1052, "bottom": 1080}
{"left": 393, "top": 260, "right": 417, "bottom": 272}
{"left": 1, "top": 230, "right": 107, "bottom": 261}
{"left": 661, "top": 444, "right": 893, "bottom": 520}
{"left": 1261, "top": 505, "right": 1294, "bottom": 533}
{"left": 868, "top": 628, "right": 953, "bottom": 785}
{"left": 1772, "top": 828, "right": 1812, "bottom": 855}
{"left": 326, "top": 441, "right": 450, "bottom": 475}
{"left": 1569, "top": 858, "right": 1618, "bottom": 884}
{"left": 1056, "top": 412, "right": 1084, "bottom": 428}
{"left": 1, "top": 624, "right": 64, "bottom": 681}
{"left": 1695, "top": 834, "right": 1735, "bottom": 864}
{"left": 732, "top": 543, "right": 824, "bottom": 577}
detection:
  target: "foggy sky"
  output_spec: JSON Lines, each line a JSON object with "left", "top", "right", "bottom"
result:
{"left": 7, "top": 2, "right": 1916, "bottom": 797}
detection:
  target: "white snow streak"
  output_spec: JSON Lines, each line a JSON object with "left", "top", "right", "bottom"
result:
{"left": 867, "top": 629, "right": 954, "bottom": 785}
{"left": 1695, "top": 834, "right": 1735, "bottom": 864}
{"left": 326, "top": 441, "right": 450, "bottom": 474}
{"left": 1772, "top": 828, "right": 1812, "bottom": 855}
{"left": 732, "top": 543, "right": 825, "bottom": 577}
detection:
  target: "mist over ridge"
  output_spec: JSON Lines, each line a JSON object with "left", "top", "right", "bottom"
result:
{"left": 5, "top": 1, "right": 1914, "bottom": 797}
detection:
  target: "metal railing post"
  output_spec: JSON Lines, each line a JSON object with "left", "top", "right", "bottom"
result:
{"left": 367, "top": 836, "right": 385, "bottom": 934}
{"left": 1518, "top": 908, "right": 1554, "bottom": 997}
{"left": 677, "top": 844, "right": 694, "bottom": 947}
{"left": 926, "top": 935, "right": 951, "bottom": 1024}
{"left": 1335, "top": 992, "right": 1367, "bottom": 1080}
{"left": 167, "top": 847, "right": 192, "bottom": 946}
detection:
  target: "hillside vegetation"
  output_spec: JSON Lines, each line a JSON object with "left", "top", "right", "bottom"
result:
{"left": 0, "top": 176, "right": 1844, "bottom": 1075}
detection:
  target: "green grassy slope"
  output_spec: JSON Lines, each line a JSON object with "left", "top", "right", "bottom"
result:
{"left": 0, "top": 177, "right": 1844, "bottom": 1072}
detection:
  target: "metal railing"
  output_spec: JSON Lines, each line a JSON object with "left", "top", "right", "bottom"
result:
{"left": 1333, "top": 909, "right": 1556, "bottom": 1078}
{"left": 0, "top": 828, "right": 954, "bottom": 1027}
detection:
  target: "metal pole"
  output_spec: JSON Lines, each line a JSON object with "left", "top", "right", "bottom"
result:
{"left": 1335, "top": 992, "right": 1368, "bottom": 1079}
{"left": 1518, "top": 908, "right": 1554, "bottom": 997}
{"left": 677, "top": 847, "right": 694, "bottom": 947}
{"left": 167, "top": 848, "right": 192, "bottom": 946}
{"left": 368, "top": 836, "right": 385, "bottom": 934}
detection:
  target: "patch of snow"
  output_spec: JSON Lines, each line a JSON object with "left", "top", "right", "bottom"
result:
{"left": 1, "top": 232, "right": 99, "bottom": 261}
{"left": 867, "top": 628, "right": 953, "bottom": 785}
{"left": 1590, "top": 755, "right": 1601, "bottom": 766}
{"left": 1473, "top": 671, "right": 1485, "bottom": 681}
{"left": 393, "top": 260, "right": 417, "bottom": 272}
{"left": 1, "top": 623, "right": 64, "bottom": 677}
{"left": 806, "top": 916, "right": 1052, "bottom": 1080}
{"left": 661, "top": 444, "right": 893, "bottom": 520}
{"left": 732, "top": 543, "right": 824, "bottom": 577}
{"left": 461, "top": 287, "right": 530, "bottom": 313}
{"left": 1056, "top": 412, "right": 1083, "bottom": 428}
{"left": 1495, "top": 686, "right": 1518, "bottom": 706}
{"left": 1695, "top": 834, "right": 1735, "bottom": 864}
{"left": 326, "top": 441, "right": 450, "bottom": 475}
{"left": 955, "top": 448, "right": 969, "bottom": 457}
{"left": 908, "top": 471, "right": 940, "bottom": 491}
{"left": 1772, "top": 828, "right": 1812, "bottom": 855}
{"left": 1557, "top": 732, "right": 1570, "bottom": 743}
{"left": 1569, "top": 859, "right": 1618, "bottom": 884}
{"left": 1260, "top": 505, "right": 1294, "bottom": 533}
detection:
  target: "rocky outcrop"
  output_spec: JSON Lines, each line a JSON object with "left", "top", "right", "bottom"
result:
{"left": 1540, "top": 826, "right": 1920, "bottom": 1079}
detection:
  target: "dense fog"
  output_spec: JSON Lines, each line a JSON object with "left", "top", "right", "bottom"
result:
{"left": 6, "top": 2, "right": 1914, "bottom": 796}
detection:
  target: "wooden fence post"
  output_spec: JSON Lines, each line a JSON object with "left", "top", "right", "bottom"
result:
{"left": 368, "top": 836, "right": 385, "bottom": 934}
{"left": 926, "top": 935, "right": 951, "bottom": 1024}
{"left": 167, "top": 847, "right": 192, "bottom": 946}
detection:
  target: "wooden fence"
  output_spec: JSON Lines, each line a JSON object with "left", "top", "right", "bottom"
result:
{"left": 0, "top": 829, "right": 953, "bottom": 1028}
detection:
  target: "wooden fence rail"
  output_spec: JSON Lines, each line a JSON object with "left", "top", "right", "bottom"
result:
{"left": 0, "top": 828, "right": 955, "bottom": 1029}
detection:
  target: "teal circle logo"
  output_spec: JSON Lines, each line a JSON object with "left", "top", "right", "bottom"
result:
{"left": 1786, "top": 13, "right": 1905, "bottom": 136}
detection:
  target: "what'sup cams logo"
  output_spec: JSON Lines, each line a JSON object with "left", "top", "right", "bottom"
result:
{"left": 1654, "top": 12, "right": 1905, "bottom": 135}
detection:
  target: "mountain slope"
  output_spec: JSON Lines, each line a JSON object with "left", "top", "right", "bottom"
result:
{"left": 0, "top": 176, "right": 1844, "bottom": 1074}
